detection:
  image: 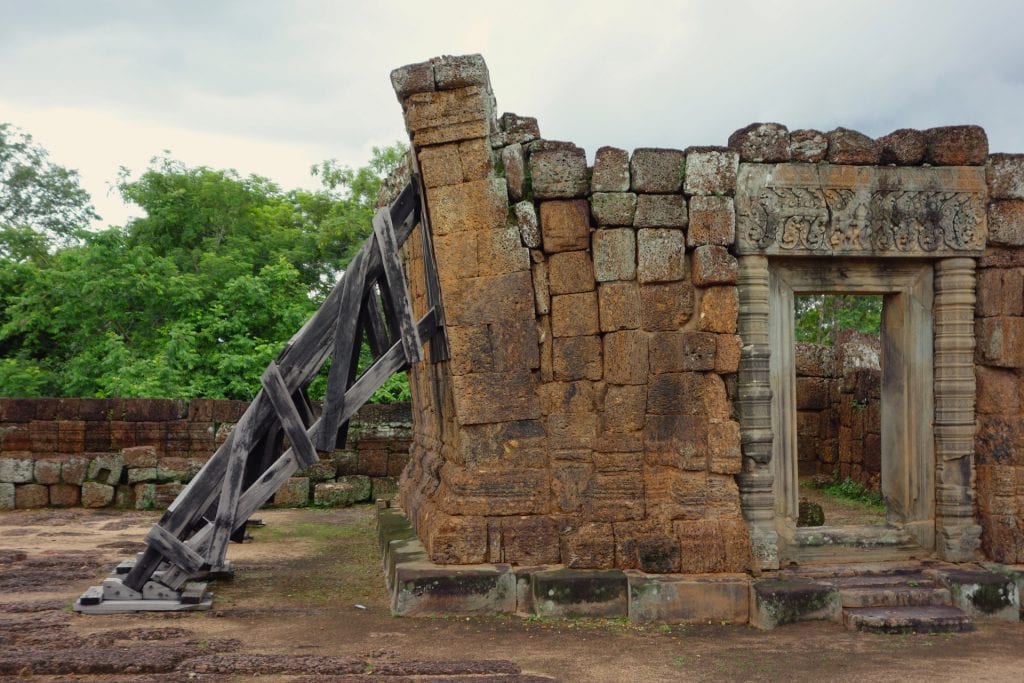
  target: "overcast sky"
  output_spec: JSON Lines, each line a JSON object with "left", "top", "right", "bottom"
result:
{"left": 2, "top": 0, "right": 1022, "bottom": 228}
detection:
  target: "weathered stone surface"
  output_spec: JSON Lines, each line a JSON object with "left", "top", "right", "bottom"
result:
{"left": 513, "top": 201, "right": 540, "bottom": 248}
{"left": 735, "top": 164, "right": 988, "bottom": 256}
{"left": 986, "top": 154, "right": 1024, "bottom": 199}
{"left": 728, "top": 123, "right": 791, "bottom": 163}
{"left": 538, "top": 380, "right": 599, "bottom": 415}
{"left": 81, "top": 481, "right": 115, "bottom": 508}
{"left": 687, "top": 195, "right": 735, "bottom": 246}
{"left": 547, "top": 250, "right": 595, "bottom": 295}
{"left": 602, "top": 385, "right": 647, "bottom": 433}
{"left": 477, "top": 222, "right": 533, "bottom": 277}
{"left": 458, "top": 138, "right": 493, "bottom": 182}
{"left": 128, "top": 467, "right": 158, "bottom": 483}
{"left": 613, "top": 519, "right": 680, "bottom": 572}
{"left": 433, "top": 53, "right": 488, "bottom": 90}
{"left": 501, "top": 143, "right": 525, "bottom": 201}
{"left": 61, "top": 457, "right": 88, "bottom": 485}
{"left": 976, "top": 366, "right": 1021, "bottom": 415}
{"left": 592, "top": 228, "right": 636, "bottom": 282}
{"left": 925, "top": 125, "right": 988, "bottom": 166}
{"left": 676, "top": 518, "right": 751, "bottom": 573}
{"left": 530, "top": 142, "right": 589, "bottom": 199}
{"left": 691, "top": 245, "right": 739, "bottom": 286}
{"left": 122, "top": 445, "right": 158, "bottom": 468}
{"left": 598, "top": 280, "right": 641, "bottom": 331}
{"left": 560, "top": 522, "right": 615, "bottom": 568}
{"left": 32, "top": 458, "right": 60, "bottom": 485}
{"left": 592, "top": 146, "right": 630, "bottom": 192}
{"left": 48, "top": 483, "right": 79, "bottom": 507}
{"left": 603, "top": 330, "right": 648, "bottom": 385}
{"left": 827, "top": 128, "right": 881, "bottom": 165}
{"left": 637, "top": 228, "right": 686, "bottom": 283}
{"left": 750, "top": 578, "right": 841, "bottom": 629}
{"left": 649, "top": 331, "right": 717, "bottom": 373}
{"left": 878, "top": 128, "right": 927, "bottom": 165}
{"left": 531, "top": 568, "right": 628, "bottom": 617}
{"left": 402, "top": 86, "right": 491, "bottom": 146}
{"left": 444, "top": 272, "right": 534, "bottom": 325}
{"left": 552, "top": 335, "right": 603, "bottom": 381}
{"left": 583, "top": 472, "right": 645, "bottom": 521}
{"left": 452, "top": 371, "right": 539, "bottom": 424}
{"left": 976, "top": 317, "right": 1024, "bottom": 368}
{"left": 87, "top": 454, "right": 124, "bottom": 486}
{"left": 640, "top": 281, "right": 694, "bottom": 331}
{"left": 531, "top": 259, "right": 550, "bottom": 315}
{"left": 684, "top": 147, "right": 739, "bottom": 196}
{"left": 630, "top": 148, "right": 685, "bottom": 193}
{"left": 629, "top": 572, "right": 750, "bottom": 624}
{"left": 15, "top": 483, "right": 48, "bottom": 508}
{"left": 789, "top": 129, "right": 828, "bottom": 163}
{"left": 977, "top": 268, "right": 1024, "bottom": 317}
{"left": 716, "top": 334, "right": 742, "bottom": 374}
{"left": 698, "top": 287, "right": 738, "bottom": 333}
{"left": 0, "top": 482, "right": 13, "bottom": 510}
{"left": 590, "top": 192, "right": 637, "bottom": 226}
{"left": 274, "top": 477, "right": 310, "bottom": 507}
{"left": 987, "top": 200, "right": 1024, "bottom": 247}
{"left": 633, "top": 194, "right": 687, "bottom": 228}
{"left": 493, "top": 112, "right": 541, "bottom": 147}
{"left": 390, "top": 60, "right": 435, "bottom": 99}
{"left": 539, "top": 199, "right": 590, "bottom": 253}
{"left": 551, "top": 291, "right": 600, "bottom": 337}
{"left": 0, "top": 457, "right": 34, "bottom": 483}
{"left": 647, "top": 372, "right": 729, "bottom": 419}
{"left": 418, "top": 144, "right": 463, "bottom": 188}
{"left": 314, "top": 476, "right": 371, "bottom": 507}
{"left": 429, "top": 178, "right": 508, "bottom": 236}
{"left": 393, "top": 562, "right": 515, "bottom": 615}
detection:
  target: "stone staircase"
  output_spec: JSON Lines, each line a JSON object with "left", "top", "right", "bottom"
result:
{"left": 752, "top": 561, "right": 1020, "bottom": 632}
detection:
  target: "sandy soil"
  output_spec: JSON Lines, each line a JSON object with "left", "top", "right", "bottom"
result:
{"left": 1, "top": 506, "right": 1023, "bottom": 682}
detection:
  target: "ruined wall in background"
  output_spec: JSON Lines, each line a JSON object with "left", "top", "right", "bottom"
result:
{"left": 795, "top": 334, "right": 882, "bottom": 491}
{"left": 0, "top": 399, "right": 411, "bottom": 510}
{"left": 393, "top": 55, "right": 749, "bottom": 572}
{"left": 975, "top": 155, "right": 1024, "bottom": 564}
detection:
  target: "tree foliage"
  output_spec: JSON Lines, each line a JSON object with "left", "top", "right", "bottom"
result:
{"left": 794, "top": 294, "right": 882, "bottom": 345}
{"left": 0, "top": 134, "right": 409, "bottom": 400}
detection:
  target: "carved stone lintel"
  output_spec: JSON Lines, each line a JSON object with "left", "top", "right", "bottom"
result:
{"left": 933, "top": 258, "right": 982, "bottom": 561}
{"left": 736, "top": 165, "right": 988, "bottom": 257}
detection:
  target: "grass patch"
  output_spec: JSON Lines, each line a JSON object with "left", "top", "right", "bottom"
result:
{"left": 813, "top": 477, "right": 885, "bottom": 512}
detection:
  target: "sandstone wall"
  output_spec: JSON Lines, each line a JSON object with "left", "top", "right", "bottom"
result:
{"left": 0, "top": 398, "right": 411, "bottom": 510}
{"left": 393, "top": 56, "right": 749, "bottom": 573}
{"left": 795, "top": 335, "right": 882, "bottom": 490}
{"left": 975, "top": 154, "right": 1024, "bottom": 563}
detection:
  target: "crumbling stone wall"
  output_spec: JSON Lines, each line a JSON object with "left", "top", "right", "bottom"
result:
{"left": 394, "top": 55, "right": 750, "bottom": 573}
{"left": 795, "top": 335, "right": 882, "bottom": 490}
{"left": 0, "top": 398, "right": 410, "bottom": 510}
{"left": 975, "top": 155, "right": 1024, "bottom": 563}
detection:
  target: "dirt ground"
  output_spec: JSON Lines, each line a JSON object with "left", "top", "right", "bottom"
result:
{"left": 1, "top": 506, "right": 1023, "bottom": 682}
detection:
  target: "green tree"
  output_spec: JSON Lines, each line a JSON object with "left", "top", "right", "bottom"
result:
{"left": 0, "top": 139, "right": 409, "bottom": 400}
{"left": 794, "top": 294, "right": 882, "bottom": 345}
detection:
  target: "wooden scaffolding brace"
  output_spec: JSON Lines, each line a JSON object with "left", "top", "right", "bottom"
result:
{"left": 75, "top": 171, "right": 448, "bottom": 613}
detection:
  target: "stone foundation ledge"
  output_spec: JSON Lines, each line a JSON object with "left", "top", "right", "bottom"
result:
{"left": 375, "top": 501, "right": 751, "bottom": 624}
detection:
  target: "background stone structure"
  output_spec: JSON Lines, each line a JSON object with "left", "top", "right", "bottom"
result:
{"left": 795, "top": 334, "right": 883, "bottom": 490}
{"left": 0, "top": 398, "right": 410, "bottom": 510}
{"left": 392, "top": 54, "right": 1024, "bottom": 573}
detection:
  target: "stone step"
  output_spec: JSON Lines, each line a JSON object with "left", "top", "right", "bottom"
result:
{"left": 822, "top": 571, "right": 937, "bottom": 589}
{"left": 839, "top": 585, "right": 952, "bottom": 608}
{"left": 843, "top": 605, "right": 974, "bottom": 634}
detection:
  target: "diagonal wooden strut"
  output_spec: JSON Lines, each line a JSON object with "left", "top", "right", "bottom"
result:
{"left": 120, "top": 174, "right": 446, "bottom": 594}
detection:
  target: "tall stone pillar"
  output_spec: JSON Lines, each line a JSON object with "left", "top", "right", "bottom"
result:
{"left": 736, "top": 255, "right": 778, "bottom": 569}
{"left": 933, "top": 257, "right": 983, "bottom": 561}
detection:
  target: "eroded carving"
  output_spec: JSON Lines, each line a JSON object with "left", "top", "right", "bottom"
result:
{"left": 737, "top": 165, "right": 988, "bottom": 256}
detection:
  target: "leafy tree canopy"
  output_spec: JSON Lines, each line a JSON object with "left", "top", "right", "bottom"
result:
{"left": 0, "top": 135, "right": 408, "bottom": 400}
{"left": 794, "top": 294, "right": 882, "bottom": 345}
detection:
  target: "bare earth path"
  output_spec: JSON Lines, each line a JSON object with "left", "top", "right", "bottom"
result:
{"left": 1, "top": 506, "right": 1022, "bottom": 682}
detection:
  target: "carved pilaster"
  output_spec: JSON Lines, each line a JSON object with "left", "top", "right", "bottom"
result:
{"left": 736, "top": 255, "right": 778, "bottom": 568}
{"left": 933, "top": 257, "right": 982, "bottom": 561}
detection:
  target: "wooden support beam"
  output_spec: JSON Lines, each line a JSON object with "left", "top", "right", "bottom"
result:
{"left": 207, "top": 400, "right": 260, "bottom": 568}
{"left": 317, "top": 245, "right": 371, "bottom": 452}
{"left": 362, "top": 288, "right": 390, "bottom": 358}
{"left": 261, "top": 362, "right": 319, "bottom": 469}
{"left": 374, "top": 209, "right": 422, "bottom": 365}
{"left": 145, "top": 525, "right": 205, "bottom": 575}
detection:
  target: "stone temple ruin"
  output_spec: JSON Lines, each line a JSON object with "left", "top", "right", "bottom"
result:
{"left": 73, "top": 53, "right": 1024, "bottom": 631}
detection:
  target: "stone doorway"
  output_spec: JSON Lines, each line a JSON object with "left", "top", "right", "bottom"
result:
{"left": 771, "top": 260, "right": 934, "bottom": 563}
{"left": 733, "top": 163, "right": 987, "bottom": 569}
